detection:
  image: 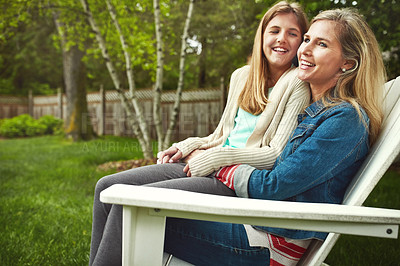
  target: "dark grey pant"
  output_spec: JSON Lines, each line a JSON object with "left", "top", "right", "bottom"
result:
{"left": 89, "top": 163, "right": 235, "bottom": 266}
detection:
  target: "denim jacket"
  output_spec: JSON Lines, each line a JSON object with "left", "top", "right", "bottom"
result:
{"left": 233, "top": 100, "right": 370, "bottom": 240}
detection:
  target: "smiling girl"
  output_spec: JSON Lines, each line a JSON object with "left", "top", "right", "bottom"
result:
{"left": 160, "top": 1, "right": 310, "bottom": 178}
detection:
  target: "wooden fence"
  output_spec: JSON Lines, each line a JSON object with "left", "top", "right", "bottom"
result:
{"left": 0, "top": 95, "right": 29, "bottom": 119}
{"left": 0, "top": 87, "right": 226, "bottom": 141}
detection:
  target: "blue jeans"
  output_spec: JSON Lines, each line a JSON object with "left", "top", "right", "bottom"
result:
{"left": 165, "top": 218, "right": 271, "bottom": 266}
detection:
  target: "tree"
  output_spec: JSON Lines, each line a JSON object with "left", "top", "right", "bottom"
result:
{"left": 152, "top": 0, "right": 164, "bottom": 151}
{"left": 0, "top": 0, "right": 94, "bottom": 140}
{"left": 52, "top": 1, "right": 94, "bottom": 140}
{"left": 186, "top": 0, "right": 264, "bottom": 88}
{"left": 80, "top": 0, "right": 154, "bottom": 158}
{"left": 0, "top": 1, "right": 63, "bottom": 95}
{"left": 80, "top": 0, "right": 196, "bottom": 157}
{"left": 351, "top": 0, "right": 400, "bottom": 79}
{"left": 153, "top": 0, "right": 195, "bottom": 151}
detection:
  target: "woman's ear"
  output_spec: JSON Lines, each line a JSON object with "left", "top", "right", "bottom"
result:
{"left": 342, "top": 59, "right": 358, "bottom": 72}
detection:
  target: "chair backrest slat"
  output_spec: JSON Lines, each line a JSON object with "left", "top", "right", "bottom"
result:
{"left": 383, "top": 78, "right": 400, "bottom": 118}
{"left": 343, "top": 77, "right": 400, "bottom": 205}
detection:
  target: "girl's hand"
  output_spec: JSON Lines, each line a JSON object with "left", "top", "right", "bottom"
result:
{"left": 157, "top": 146, "right": 183, "bottom": 164}
{"left": 183, "top": 163, "right": 192, "bottom": 177}
{"left": 182, "top": 150, "right": 205, "bottom": 176}
{"left": 183, "top": 149, "right": 205, "bottom": 163}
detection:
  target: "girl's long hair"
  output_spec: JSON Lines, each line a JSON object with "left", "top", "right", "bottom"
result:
{"left": 313, "top": 9, "right": 386, "bottom": 145}
{"left": 239, "top": 1, "right": 308, "bottom": 115}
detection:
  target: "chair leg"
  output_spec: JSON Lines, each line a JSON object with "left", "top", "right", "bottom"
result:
{"left": 122, "top": 206, "right": 166, "bottom": 266}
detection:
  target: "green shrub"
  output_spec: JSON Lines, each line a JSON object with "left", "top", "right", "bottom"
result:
{"left": 25, "top": 118, "right": 47, "bottom": 137}
{"left": 37, "top": 115, "right": 63, "bottom": 135}
{"left": 0, "top": 114, "right": 63, "bottom": 138}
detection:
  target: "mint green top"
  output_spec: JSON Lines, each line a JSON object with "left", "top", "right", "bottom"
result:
{"left": 224, "top": 87, "right": 272, "bottom": 148}
{"left": 223, "top": 108, "right": 260, "bottom": 148}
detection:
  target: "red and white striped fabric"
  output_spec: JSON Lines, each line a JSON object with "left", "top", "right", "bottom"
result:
{"left": 266, "top": 233, "right": 310, "bottom": 265}
{"left": 214, "top": 165, "right": 240, "bottom": 190}
{"left": 216, "top": 165, "right": 311, "bottom": 265}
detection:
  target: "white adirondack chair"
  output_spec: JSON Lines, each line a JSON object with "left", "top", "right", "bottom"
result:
{"left": 100, "top": 76, "right": 400, "bottom": 266}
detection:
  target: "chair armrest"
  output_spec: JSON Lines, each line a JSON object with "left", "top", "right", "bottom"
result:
{"left": 101, "top": 184, "right": 400, "bottom": 239}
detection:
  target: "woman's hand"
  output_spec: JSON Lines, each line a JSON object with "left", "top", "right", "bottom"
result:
{"left": 157, "top": 146, "right": 183, "bottom": 164}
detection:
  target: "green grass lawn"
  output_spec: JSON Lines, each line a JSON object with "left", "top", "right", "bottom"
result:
{"left": 0, "top": 135, "right": 146, "bottom": 265}
{"left": 0, "top": 135, "right": 399, "bottom": 265}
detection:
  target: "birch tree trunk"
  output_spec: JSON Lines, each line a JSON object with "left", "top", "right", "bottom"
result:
{"left": 162, "top": 0, "right": 195, "bottom": 149}
{"left": 153, "top": 0, "right": 164, "bottom": 152}
{"left": 105, "top": 0, "right": 152, "bottom": 148}
{"left": 80, "top": 0, "right": 153, "bottom": 159}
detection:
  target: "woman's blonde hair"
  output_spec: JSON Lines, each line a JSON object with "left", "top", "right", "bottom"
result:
{"left": 313, "top": 8, "right": 386, "bottom": 145}
{"left": 239, "top": 1, "right": 308, "bottom": 115}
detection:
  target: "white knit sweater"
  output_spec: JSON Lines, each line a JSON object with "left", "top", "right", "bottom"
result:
{"left": 173, "top": 65, "right": 310, "bottom": 177}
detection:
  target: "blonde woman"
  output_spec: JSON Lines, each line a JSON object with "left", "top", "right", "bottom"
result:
{"left": 90, "top": 2, "right": 310, "bottom": 265}
{"left": 210, "top": 8, "right": 385, "bottom": 265}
